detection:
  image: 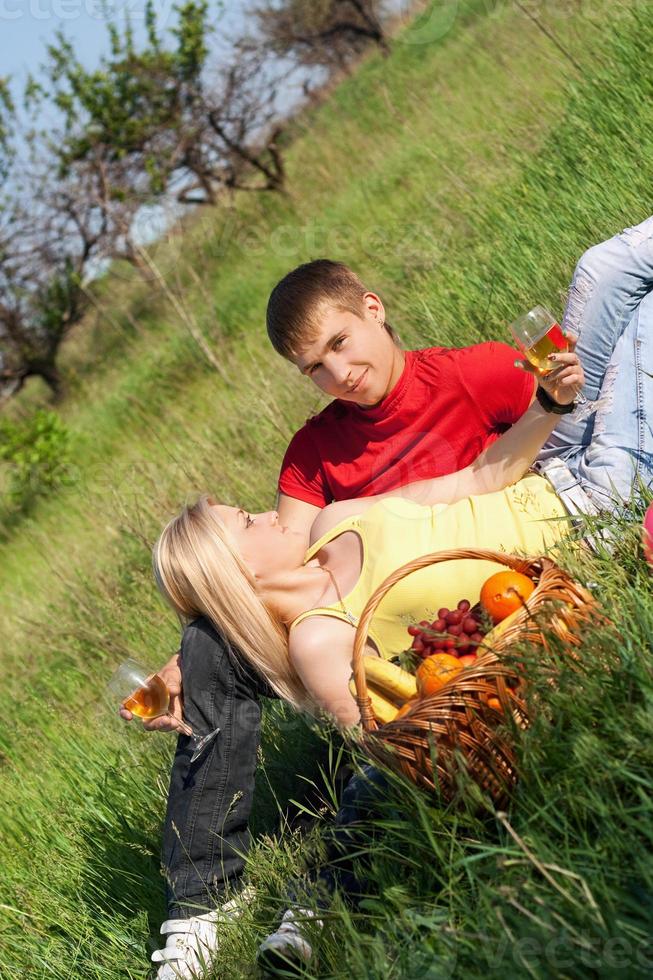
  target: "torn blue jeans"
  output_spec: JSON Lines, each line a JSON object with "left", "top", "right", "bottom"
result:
{"left": 536, "top": 214, "right": 653, "bottom": 511}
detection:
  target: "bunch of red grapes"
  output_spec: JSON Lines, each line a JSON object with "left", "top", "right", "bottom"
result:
{"left": 407, "top": 598, "right": 487, "bottom": 660}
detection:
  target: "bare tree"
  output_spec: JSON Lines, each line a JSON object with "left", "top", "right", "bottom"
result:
{"left": 192, "top": 45, "right": 288, "bottom": 197}
{"left": 0, "top": 177, "right": 94, "bottom": 398}
{"left": 0, "top": 78, "right": 14, "bottom": 182}
{"left": 30, "top": 0, "right": 289, "bottom": 214}
{"left": 0, "top": 261, "right": 86, "bottom": 399}
{"left": 252, "top": 0, "right": 390, "bottom": 71}
{"left": 0, "top": 2, "right": 298, "bottom": 402}
{"left": 55, "top": 147, "right": 159, "bottom": 276}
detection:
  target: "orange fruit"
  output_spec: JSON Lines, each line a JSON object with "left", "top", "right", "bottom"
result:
{"left": 416, "top": 654, "right": 462, "bottom": 696}
{"left": 480, "top": 570, "right": 535, "bottom": 624}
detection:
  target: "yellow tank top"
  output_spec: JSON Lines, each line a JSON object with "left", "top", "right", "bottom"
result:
{"left": 289, "top": 473, "right": 568, "bottom": 661}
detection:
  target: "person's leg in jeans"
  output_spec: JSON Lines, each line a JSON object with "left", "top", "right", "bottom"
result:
{"left": 162, "top": 618, "right": 263, "bottom": 915}
{"left": 313, "top": 764, "right": 390, "bottom": 903}
{"left": 538, "top": 214, "right": 653, "bottom": 468}
{"left": 257, "top": 765, "right": 392, "bottom": 972}
{"left": 154, "top": 617, "right": 265, "bottom": 977}
{"left": 573, "top": 291, "right": 653, "bottom": 507}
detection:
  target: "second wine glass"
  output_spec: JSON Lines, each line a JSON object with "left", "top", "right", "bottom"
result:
{"left": 510, "top": 305, "right": 587, "bottom": 406}
{"left": 110, "top": 659, "right": 220, "bottom": 764}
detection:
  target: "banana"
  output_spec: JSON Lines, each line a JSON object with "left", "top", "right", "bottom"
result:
{"left": 362, "top": 654, "right": 417, "bottom": 704}
{"left": 349, "top": 678, "right": 399, "bottom": 724}
{"left": 479, "top": 606, "right": 524, "bottom": 650}
{"left": 483, "top": 605, "right": 574, "bottom": 649}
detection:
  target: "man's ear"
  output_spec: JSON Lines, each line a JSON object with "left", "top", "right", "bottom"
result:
{"left": 363, "top": 291, "right": 386, "bottom": 325}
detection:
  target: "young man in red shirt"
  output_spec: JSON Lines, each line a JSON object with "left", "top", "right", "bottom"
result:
{"left": 269, "top": 259, "right": 536, "bottom": 535}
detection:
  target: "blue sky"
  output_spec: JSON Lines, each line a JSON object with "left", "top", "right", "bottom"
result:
{"left": 2, "top": 0, "right": 246, "bottom": 103}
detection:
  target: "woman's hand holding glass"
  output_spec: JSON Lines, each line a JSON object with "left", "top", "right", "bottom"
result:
{"left": 112, "top": 655, "right": 220, "bottom": 762}
{"left": 119, "top": 652, "right": 184, "bottom": 732}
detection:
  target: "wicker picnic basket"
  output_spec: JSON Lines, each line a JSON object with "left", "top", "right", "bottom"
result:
{"left": 350, "top": 549, "right": 598, "bottom": 808}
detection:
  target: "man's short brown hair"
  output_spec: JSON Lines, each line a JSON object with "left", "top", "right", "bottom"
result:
{"left": 266, "top": 259, "right": 397, "bottom": 359}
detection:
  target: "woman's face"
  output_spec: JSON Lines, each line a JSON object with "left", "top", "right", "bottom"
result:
{"left": 210, "top": 504, "right": 306, "bottom": 579}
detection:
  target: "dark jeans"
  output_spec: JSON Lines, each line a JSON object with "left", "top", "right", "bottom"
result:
{"left": 161, "top": 617, "right": 387, "bottom": 919}
{"left": 291, "top": 764, "right": 390, "bottom": 910}
{"left": 162, "top": 617, "right": 273, "bottom": 919}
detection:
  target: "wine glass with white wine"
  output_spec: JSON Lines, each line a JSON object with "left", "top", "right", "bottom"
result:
{"left": 109, "top": 659, "right": 219, "bottom": 764}
{"left": 510, "top": 305, "right": 587, "bottom": 406}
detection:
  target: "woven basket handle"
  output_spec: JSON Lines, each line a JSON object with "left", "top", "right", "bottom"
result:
{"left": 351, "top": 548, "right": 546, "bottom": 729}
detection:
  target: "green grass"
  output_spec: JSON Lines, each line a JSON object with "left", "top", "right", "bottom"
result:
{"left": 2, "top": 0, "right": 653, "bottom": 976}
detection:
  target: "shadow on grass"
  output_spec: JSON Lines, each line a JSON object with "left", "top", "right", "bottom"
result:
{"left": 251, "top": 706, "right": 346, "bottom": 840}
{"left": 75, "top": 758, "right": 169, "bottom": 968}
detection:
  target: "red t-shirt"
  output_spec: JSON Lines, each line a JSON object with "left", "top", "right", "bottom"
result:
{"left": 278, "top": 342, "right": 535, "bottom": 506}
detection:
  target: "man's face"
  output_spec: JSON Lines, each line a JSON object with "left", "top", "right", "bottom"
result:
{"left": 292, "top": 293, "right": 405, "bottom": 408}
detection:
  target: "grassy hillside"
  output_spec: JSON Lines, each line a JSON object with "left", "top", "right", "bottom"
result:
{"left": 1, "top": 0, "right": 653, "bottom": 976}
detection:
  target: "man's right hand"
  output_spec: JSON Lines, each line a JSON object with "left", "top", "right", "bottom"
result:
{"left": 119, "top": 651, "right": 185, "bottom": 733}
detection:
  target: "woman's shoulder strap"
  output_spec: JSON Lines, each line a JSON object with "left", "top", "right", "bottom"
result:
{"left": 289, "top": 607, "right": 356, "bottom": 632}
{"left": 303, "top": 513, "right": 361, "bottom": 563}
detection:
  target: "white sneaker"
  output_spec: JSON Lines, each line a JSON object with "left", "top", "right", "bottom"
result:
{"left": 256, "top": 908, "right": 322, "bottom": 975}
{"left": 152, "top": 886, "right": 254, "bottom": 979}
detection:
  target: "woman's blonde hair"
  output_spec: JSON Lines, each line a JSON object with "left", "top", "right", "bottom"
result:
{"left": 153, "top": 495, "right": 309, "bottom": 709}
